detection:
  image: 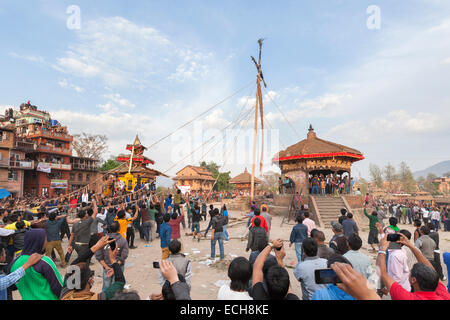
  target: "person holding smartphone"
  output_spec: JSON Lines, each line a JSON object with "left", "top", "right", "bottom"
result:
{"left": 95, "top": 221, "right": 129, "bottom": 292}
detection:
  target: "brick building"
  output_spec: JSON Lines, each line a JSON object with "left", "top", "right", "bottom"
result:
{"left": 0, "top": 102, "right": 104, "bottom": 198}
{"left": 69, "top": 156, "right": 102, "bottom": 194}
{"left": 0, "top": 124, "right": 35, "bottom": 197}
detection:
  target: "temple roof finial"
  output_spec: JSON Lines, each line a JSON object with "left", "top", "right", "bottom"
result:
{"left": 307, "top": 124, "right": 316, "bottom": 139}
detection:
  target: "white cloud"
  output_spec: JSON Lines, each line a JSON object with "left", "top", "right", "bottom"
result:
{"left": 103, "top": 93, "right": 135, "bottom": 109}
{"left": 443, "top": 57, "right": 450, "bottom": 64}
{"left": 9, "top": 52, "right": 45, "bottom": 64}
{"left": 265, "top": 92, "right": 351, "bottom": 123}
{"left": 53, "top": 16, "right": 214, "bottom": 87}
{"left": 58, "top": 79, "right": 84, "bottom": 93}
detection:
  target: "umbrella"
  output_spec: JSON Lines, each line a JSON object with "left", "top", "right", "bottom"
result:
{"left": 0, "top": 189, "right": 11, "bottom": 199}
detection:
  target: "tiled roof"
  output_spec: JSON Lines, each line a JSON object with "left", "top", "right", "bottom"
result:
{"left": 274, "top": 125, "right": 363, "bottom": 162}
{"left": 230, "top": 168, "right": 263, "bottom": 184}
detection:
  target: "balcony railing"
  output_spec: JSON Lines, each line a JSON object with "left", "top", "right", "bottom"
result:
{"left": 37, "top": 162, "right": 71, "bottom": 170}
{"left": 36, "top": 144, "right": 72, "bottom": 155}
{"left": 15, "top": 140, "right": 36, "bottom": 151}
{"left": 72, "top": 163, "right": 98, "bottom": 171}
{"left": 0, "top": 159, "right": 34, "bottom": 169}
{"left": 22, "top": 130, "right": 73, "bottom": 142}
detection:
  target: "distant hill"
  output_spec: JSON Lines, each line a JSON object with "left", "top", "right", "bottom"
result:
{"left": 413, "top": 160, "right": 450, "bottom": 179}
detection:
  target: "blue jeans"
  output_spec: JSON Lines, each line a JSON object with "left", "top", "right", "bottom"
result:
{"left": 223, "top": 225, "right": 229, "bottom": 241}
{"left": 204, "top": 219, "right": 213, "bottom": 235}
{"left": 102, "top": 265, "right": 125, "bottom": 292}
{"left": 294, "top": 242, "right": 303, "bottom": 262}
{"left": 432, "top": 219, "right": 440, "bottom": 231}
{"left": 141, "top": 221, "right": 151, "bottom": 242}
{"left": 311, "top": 186, "right": 319, "bottom": 195}
{"left": 191, "top": 222, "right": 200, "bottom": 234}
{"left": 211, "top": 232, "right": 225, "bottom": 260}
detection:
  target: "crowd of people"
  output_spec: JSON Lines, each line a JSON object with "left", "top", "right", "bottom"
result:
{"left": 0, "top": 186, "right": 449, "bottom": 301}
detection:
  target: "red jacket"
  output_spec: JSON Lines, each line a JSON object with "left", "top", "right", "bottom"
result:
{"left": 251, "top": 215, "right": 268, "bottom": 233}
{"left": 169, "top": 215, "right": 184, "bottom": 239}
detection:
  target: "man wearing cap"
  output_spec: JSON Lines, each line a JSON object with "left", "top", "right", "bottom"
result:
{"left": 329, "top": 222, "right": 349, "bottom": 255}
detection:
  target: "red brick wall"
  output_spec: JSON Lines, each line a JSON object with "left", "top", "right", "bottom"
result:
{"left": 343, "top": 195, "right": 365, "bottom": 209}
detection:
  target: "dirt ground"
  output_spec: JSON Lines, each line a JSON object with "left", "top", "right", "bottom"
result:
{"left": 13, "top": 204, "right": 450, "bottom": 300}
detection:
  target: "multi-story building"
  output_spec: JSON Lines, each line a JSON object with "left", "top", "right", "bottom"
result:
{"left": 0, "top": 102, "right": 107, "bottom": 198}
{"left": 434, "top": 177, "right": 450, "bottom": 195}
{"left": 0, "top": 124, "right": 35, "bottom": 197}
{"left": 69, "top": 156, "right": 102, "bottom": 194}
{"left": 9, "top": 102, "right": 73, "bottom": 197}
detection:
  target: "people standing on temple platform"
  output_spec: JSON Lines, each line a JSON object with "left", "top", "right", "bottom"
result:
{"left": 311, "top": 175, "right": 320, "bottom": 195}
{"left": 326, "top": 175, "right": 332, "bottom": 195}
{"left": 320, "top": 177, "right": 326, "bottom": 196}
{"left": 333, "top": 177, "right": 339, "bottom": 196}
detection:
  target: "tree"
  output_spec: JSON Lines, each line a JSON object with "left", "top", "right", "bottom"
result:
{"left": 369, "top": 164, "right": 384, "bottom": 188}
{"left": 358, "top": 177, "right": 369, "bottom": 195}
{"left": 398, "top": 162, "right": 416, "bottom": 193}
{"left": 199, "top": 161, "right": 233, "bottom": 191}
{"left": 383, "top": 163, "right": 397, "bottom": 192}
{"left": 100, "top": 158, "right": 121, "bottom": 172}
{"left": 419, "top": 173, "right": 440, "bottom": 195}
{"left": 262, "top": 171, "right": 281, "bottom": 192}
{"left": 72, "top": 133, "right": 108, "bottom": 162}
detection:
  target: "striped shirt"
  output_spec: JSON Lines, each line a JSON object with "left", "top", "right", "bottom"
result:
{"left": 0, "top": 267, "right": 25, "bottom": 300}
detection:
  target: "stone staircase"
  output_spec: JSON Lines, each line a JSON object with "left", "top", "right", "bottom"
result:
{"left": 312, "top": 196, "right": 349, "bottom": 228}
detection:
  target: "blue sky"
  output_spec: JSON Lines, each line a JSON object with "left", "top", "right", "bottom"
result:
{"left": 1, "top": 0, "right": 449, "bottom": 181}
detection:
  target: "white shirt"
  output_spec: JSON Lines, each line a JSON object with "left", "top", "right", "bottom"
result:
{"left": 97, "top": 211, "right": 107, "bottom": 233}
{"left": 217, "top": 284, "right": 253, "bottom": 300}
{"left": 303, "top": 218, "right": 316, "bottom": 236}
{"left": 431, "top": 211, "right": 440, "bottom": 221}
{"left": 387, "top": 249, "right": 411, "bottom": 292}
{"left": 81, "top": 193, "right": 89, "bottom": 203}
{"left": 125, "top": 212, "right": 133, "bottom": 228}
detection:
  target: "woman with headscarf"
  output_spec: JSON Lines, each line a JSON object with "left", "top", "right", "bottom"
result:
{"left": 8, "top": 229, "right": 63, "bottom": 300}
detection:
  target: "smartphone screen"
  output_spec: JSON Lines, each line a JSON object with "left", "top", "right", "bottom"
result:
{"left": 153, "top": 261, "right": 160, "bottom": 269}
{"left": 315, "top": 269, "right": 341, "bottom": 284}
{"left": 387, "top": 233, "right": 401, "bottom": 242}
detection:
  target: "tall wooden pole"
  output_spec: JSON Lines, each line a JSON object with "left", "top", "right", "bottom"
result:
{"left": 251, "top": 80, "right": 260, "bottom": 201}
{"left": 128, "top": 146, "right": 135, "bottom": 174}
{"left": 250, "top": 39, "right": 266, "bottom": 201}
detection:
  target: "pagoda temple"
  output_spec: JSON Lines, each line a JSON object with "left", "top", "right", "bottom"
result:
{"left": 173, "top": 165, "right": 215, "bottom": 192}
{"left": 272, "top": 125, "right": 364, "bottom": 194}
{"left": 229, "top": 168, "right": 263, "bottom": 193}
{"left": 108, "top": 135, "right": 167, "bottom": 192}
